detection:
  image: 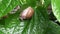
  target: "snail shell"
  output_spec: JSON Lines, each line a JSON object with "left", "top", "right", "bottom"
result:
{"left": 20, "top": 7, "right": 34, "bottom": 20}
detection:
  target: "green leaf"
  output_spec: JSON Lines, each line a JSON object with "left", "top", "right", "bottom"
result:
{"left": 36, "top": 0, "right": 51, "bottom": 7}
{"left": 46, "top": 21, "right": 60, "bottom": 34}
{"left": 19, "top": 0, "right": 37, "bottom": 7}
{"left": 0, "top": 4, "right": 60, "bottom": 34}
{"left": 44, "top": 0, "right": 51, "bottom": 7}
{"left": 0, "top": 0, "right": 19, "bottom": 17}
{"left": 0, "top": 0, "right": 60, "bottom": 34}
{"left": 51, "top": 0, "right": 60, "bottom": 23}
{"left": 0, "top": 6, "right": 48, "bottom": 34}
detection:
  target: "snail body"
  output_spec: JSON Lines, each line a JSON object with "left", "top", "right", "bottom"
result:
{"left": 9, "top": 6, "right": 20, "bottom": 14}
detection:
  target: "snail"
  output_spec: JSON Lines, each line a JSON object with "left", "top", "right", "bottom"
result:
{"left": 9, "top": 6, "right": 20, "bottom": 14}
{"left": 20, "top": 7, "right": 34, "bottom": 20}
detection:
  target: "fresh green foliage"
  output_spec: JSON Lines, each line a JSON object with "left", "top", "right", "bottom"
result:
{"left": 0, "top": 0, "right": 60, "bottom": 34}
{"left": 51, "top": 0, "right": 60, "bottom": 23}
{"left": 0, "top": 0, "right": 19, "bottom": 17}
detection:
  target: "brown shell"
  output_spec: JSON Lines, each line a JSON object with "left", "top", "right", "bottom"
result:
{"left": 20, "top": 7, "right": 34, "bottom": 20}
